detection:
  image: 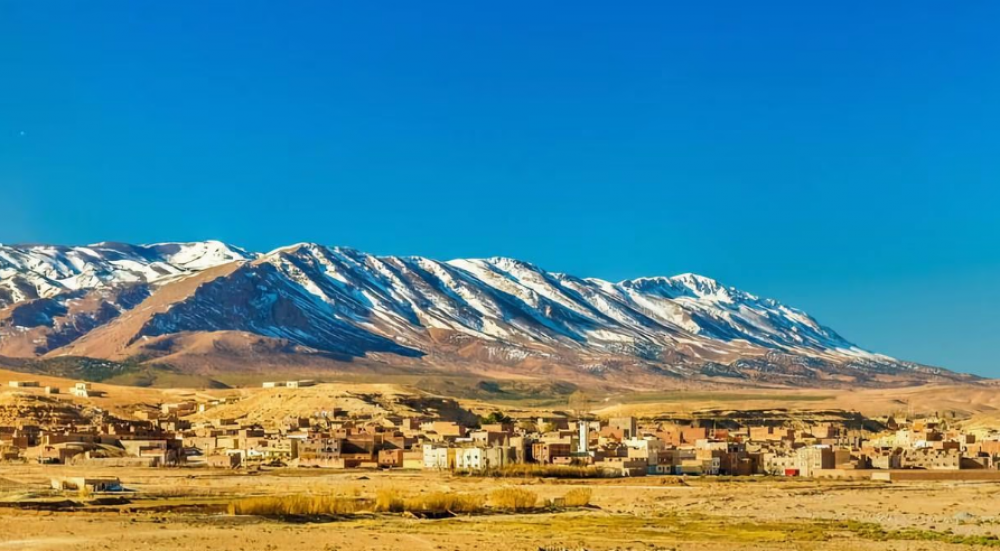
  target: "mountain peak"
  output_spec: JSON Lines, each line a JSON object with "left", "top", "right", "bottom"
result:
{"left": 0, "top": 240, "right": 949, "bottom": 388}
{"left": 482, "top": 256, "right": 542, "bottom": 272}
{"left": 0, "top": 241, "right": 250, "bottom": 302}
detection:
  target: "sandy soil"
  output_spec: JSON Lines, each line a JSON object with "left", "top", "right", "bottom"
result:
{"left": 3, "top": 466, "right": 1000, "bottom": 550}
{"left": 6, "top": 367, "right": 1000, "bottom": 427}
{"left": 588, "top": 384, "right": 1000, "bottom": 419}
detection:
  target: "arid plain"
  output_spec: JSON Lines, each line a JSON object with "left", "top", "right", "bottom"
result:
{"left": 4, "top": 370, "right": 1000, "bottom": 550}
{"left": 5, "top": 466, "right": 1000, "bottom": 550}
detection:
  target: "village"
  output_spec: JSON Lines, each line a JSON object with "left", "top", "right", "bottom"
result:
{"left": 4, "top": 378, "right": 1000, "bottom": 487}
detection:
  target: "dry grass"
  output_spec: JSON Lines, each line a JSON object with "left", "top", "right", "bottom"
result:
{"left": 562, "top": 488, "right": 591, "bottom": 507}
{"left": 374, "top": 488, "right": 405, "bottom": 513}
{"left": 468, "top": 464, "right": 617, "bottom": 479}
{"left": 490, "top": 487, "right": 538, "bottom": 511}
{"left": 227, "top": 495, "right": 370, "bottom": 516}
{"left": 374, "top": 489, "right": 486, "bottom": 515}
{"left": 143, "top": 485, "right": 232, "bottom": 499}
{"left": 13, "top": 465, "right": 1000, "bottom": 550}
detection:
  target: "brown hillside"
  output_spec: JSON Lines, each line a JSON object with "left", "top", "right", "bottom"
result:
{"left": 48, "top": 263, "right": 242, "bottom": 361}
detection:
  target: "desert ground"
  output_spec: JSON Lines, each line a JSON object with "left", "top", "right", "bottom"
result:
{"left": 3, "top": 465, "right": 1000, "bottom": 550}
{"left": 5, "top": 370, "right": 1000, "bottom": 549}
{"left": 5, "top": 366, "right": 1000, "bottom": 427}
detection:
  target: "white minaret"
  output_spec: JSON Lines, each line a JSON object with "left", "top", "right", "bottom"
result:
{"left": 577, "top": 420, "right": 588, "bottom": 454}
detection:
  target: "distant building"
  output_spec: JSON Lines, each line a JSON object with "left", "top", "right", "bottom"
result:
{"left": 70, "top": 382, "right": 101, "bottom": 398}
{"left": 51, "top": 477, "right": 122, "bottom": 492}
{"left": 532, "top": 442, "right": 572, "bottom": 464}
{"left": 455, "top": 446, "right": 515, "bottom": 470}
{"left": 423, "top": 444, "right": 456, "bottom": 470}
{"left": 608, "top": 417, "right": 638, "bottom": 440}
{"left": 378, "top": 449, "right": 404, "bottom": 468}
{"left": 795, "top": 446, "right": 835, "bottom": 477}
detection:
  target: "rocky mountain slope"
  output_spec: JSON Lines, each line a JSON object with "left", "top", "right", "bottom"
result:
{"left": 0, "top": 241, "right": 971, "bottom": 388}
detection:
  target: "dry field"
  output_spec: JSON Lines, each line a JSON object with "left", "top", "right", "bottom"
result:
{"left": 5, "top": 366, "right": 1000, "bottom": 423}
{"left": 5, "top": 370, "right": 1000, "bottom": 549}
{"left": 4, "top": 364, "right": 1000, "bottom": 427}
{"left": 3, "top": 466, "right": 1000, "bottom": 550}
{"left": 586, "top": 384, "right": 1000, "bottom": 421}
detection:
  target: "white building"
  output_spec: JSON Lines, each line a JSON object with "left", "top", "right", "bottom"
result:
{"left": 623, "top": 437, "right": 665, "bottom": 465}
{"left": 455, "top": 447, "right": 486, "bottom": 470}
{"left": 423, "top": 444, "right": 452, "bottom": 470}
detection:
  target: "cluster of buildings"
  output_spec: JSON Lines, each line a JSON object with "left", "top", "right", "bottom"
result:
{"left": 5, "top": 379, "right": 1000, "bottom": 479}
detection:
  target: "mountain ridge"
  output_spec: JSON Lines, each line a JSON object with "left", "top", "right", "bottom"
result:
{"left": 0, "top": 240, "right": 972, "bottom": 388}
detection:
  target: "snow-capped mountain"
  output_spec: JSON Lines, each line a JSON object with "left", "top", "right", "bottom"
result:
{"left": 0, "top": 241, "right": 252, "bottom": 307}
{"left": 256, "top": 244, "right": 872, "bottom": 361}
{"left": 0, "top": 241, "right": 965, "bottom": 387}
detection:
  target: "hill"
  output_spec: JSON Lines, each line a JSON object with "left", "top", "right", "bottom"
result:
{"left": 0, "top": 241, "right": 977, "bottom": 389}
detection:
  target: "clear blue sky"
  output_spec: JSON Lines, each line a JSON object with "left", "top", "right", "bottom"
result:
{"left": 2, "top": 3, "right": 999, "bottom": 375}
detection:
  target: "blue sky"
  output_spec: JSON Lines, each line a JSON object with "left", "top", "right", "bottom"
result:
{"left": 2, "top": 3, "right": 999, "bottom": 375}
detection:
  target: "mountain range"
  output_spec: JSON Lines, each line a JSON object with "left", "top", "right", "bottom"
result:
{"left": 0, "top": 241, "right": 971, "bottom": 389}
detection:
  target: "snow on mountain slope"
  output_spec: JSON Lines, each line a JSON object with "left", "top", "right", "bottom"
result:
{"left": 0, "top": 241, "right": 252, "bottom": 307}
{"left": 248, "top": 244, "right": 878, "bottom": 363}
{"left": 0, "top": 284, "right": 151, "bottom": 357}
{"left": 137, "top": 261, "right": 423, "bottom": 359}
{"left": 0, "top": 240, "right": 946, "bottom": 384}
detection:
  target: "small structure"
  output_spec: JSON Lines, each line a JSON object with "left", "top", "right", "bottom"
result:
{"left": 262, "top": 382, "right": 285, "bottom": 389}
{"left": 70, "top": 382, "right": 97, "bottom": 397}
{"left": 378, "top": 449, "right": 404, "bottom": 468}
{"left": 206, "top": 454, "right": 242, "bottom": 469}
{"left": 285, "top": 380, "right": 316, "bottom": 388}
{"left": 51, "top": 477, "right": 123, "bottom": 493}
{"left": 160, "top": 401, "right": 197, "bottom": 416}
{"left": 8, "top": 381, "right": 39, "bottom": 388}
{"left": 44, "top": 386, "right": 60, "bottom": 395}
